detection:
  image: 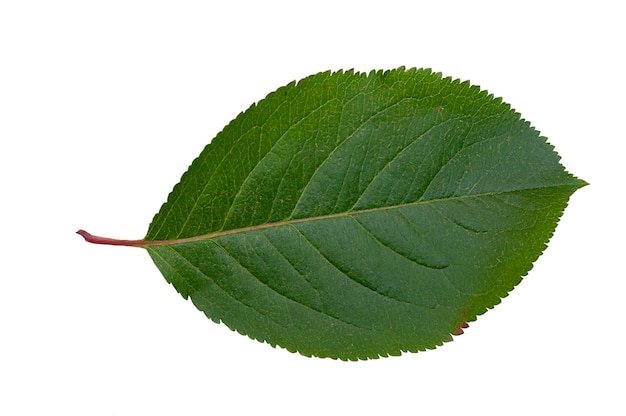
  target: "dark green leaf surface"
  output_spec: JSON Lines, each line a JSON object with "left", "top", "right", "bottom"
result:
{"left": 141, "top": 68, "right": 585, "bottom": 360}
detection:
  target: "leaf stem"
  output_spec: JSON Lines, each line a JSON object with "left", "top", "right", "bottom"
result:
{"left": 76, "top": 230, "right": 148, "bottom": 247}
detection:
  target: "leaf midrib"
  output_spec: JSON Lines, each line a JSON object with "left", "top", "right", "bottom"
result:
{"left": 139, "top": 182, "right": 580, "bottom": 247}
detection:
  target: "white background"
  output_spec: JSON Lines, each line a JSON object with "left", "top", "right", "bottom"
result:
{"left": 1, "top": 1, "right": 623, "bottom": 414}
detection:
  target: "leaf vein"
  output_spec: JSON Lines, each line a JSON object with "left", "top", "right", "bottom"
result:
{"left": 291, "top": 223, "right": 425, "bottom": 307}
{"left": 220, "top": 97, "right": 341, "bottom": 230}
{"left": 351, "top": 216, "right": 449, "bottom": 271}
{"left": 165, "top": 244, "right": 289, "bottom": 329}
{"left": 290, "top": 97, "right": 416, "bottom": 218}
{"left": 213, "top": 239, "right": 371, "bottom": 330}
{"left": 352, "top": 114, "right": 466, "bottom": 210}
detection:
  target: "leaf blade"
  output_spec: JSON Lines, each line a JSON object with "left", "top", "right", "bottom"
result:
{"left": 142, "top": 68, "right": 585, "bottom": 359}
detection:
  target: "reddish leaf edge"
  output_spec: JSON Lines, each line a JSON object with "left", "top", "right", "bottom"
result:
{"left": 444, "top": 322, "right": 470, "bottom": 343}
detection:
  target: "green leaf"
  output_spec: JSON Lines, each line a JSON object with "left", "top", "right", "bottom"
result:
{"left": 79, "top": 68, "right": 586, "bottom": 360}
